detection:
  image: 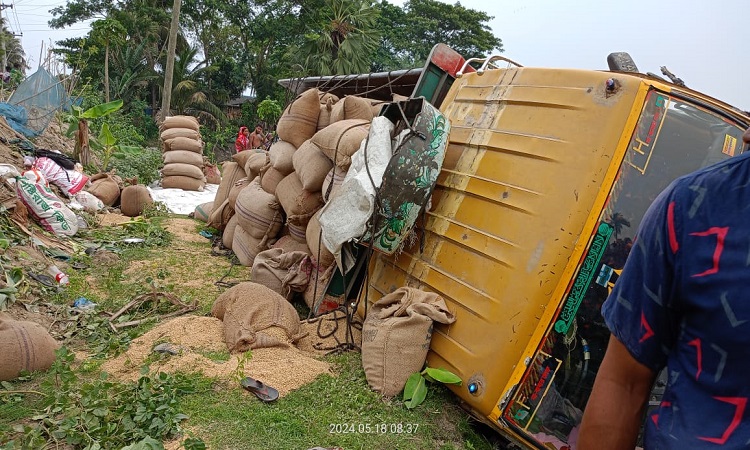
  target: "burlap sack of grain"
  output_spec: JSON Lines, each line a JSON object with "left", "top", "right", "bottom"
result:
{"left": 362, "top": 287, "right": 456, "bottom": 397}
{"left": 321, "top": 167, "right": 347, "bottom": 203}
{"left": 271, "top": 235, "right": 311, "bottom": 255}
{"left": 222, "top": 214, "right": 239, "bottom": 249}
{"left": 251, "top": 248, "right": 310, "bottom": 300}
{"left": 306, "top": 209, "right": 335, "bottom": 268}
{"left": 276, "top": 172, "right": 324, "bottom": 219}
{"left": 392, "top": 93, "right": 409, "bottom": 102}
{"left": 330, "top": 95, "right": 374, "bottom": 123}
{"left": 207, "top": 198, "right": 235, "bottom": 232}
{"left": 203, "top": 162, "right": 221, "bottom": 185}
{"left": 287, "top": 216, "right": 309, "bottom": 244}
{"left": 302, "top": 259, "right": 337, "bottom": 310}
{"left": 319, "top": 92, "right": 339, "bottom": 105}
{"left": 162, "top": 163, "right": 205, "bottom": 180}
{"left": 317, "top": 98, "right": 335, "bottom": 131}
{"left": 244, "top": 151, "right": 269, "bottom": 180}
{"left": 311, "top": 119, "right": 370, "bottom": 169}
{"left": 367, "top": 98, "right": 388, "bottom": 117}
{"left": 87, "top": 173, "right": 120, "bottom": 206}
{"left": 194, "top": 201, "right": 214, "bottom": 222}
{"left": 164, "top": 136, "right": 203, "bottom": 153}
{"left": 232, "top": 225, "right": 267, "bottom": 267}
{"left": 161, "top": 115, "right": 200, "bottom": 132}
{"left": 268, "top": 141, "right": 296, "bottom": 175}
{"left": 211, "top": 282, "right": 304, "bottom": 352}
{"left": 260, "top": 165, "right": 285, "bottom": 195}
{"left": 292, "top": 139, "right": 333, "bottom": 192}
{"left": 227, "top": 177, "right": 251, "bottom": 209}
{"left": 214, "top": 161, "right": 246, "bottom": 206}
{"left": 0, "top": 313, "right": 60, "bottom": 381}
{"left": 120, "top": 185, "right": 153, "bottom": 217}
{"left": 160, "top": 127, "right": 201, "bottom": 142}
{"left": 163, "top": 149, "right": 204, "bottom": 166}
{"left": 161, "top": 175, "right": 205, "bottom": 191}
{"left": 235, "top": 178, "right": 284, "bottom": 240}
{"left": 277, "top": 88, "right": 321, "bottom": 148}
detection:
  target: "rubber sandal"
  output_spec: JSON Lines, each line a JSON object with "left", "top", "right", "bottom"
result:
{"left": 28, "top": 272, "right": 56, "bottom": 288}
{"left": 240, "top": 376, "right": 279, "bottom": 403}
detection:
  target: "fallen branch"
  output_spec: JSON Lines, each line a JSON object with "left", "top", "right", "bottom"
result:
{"left": 0, "top": 390, "right": 47, "bottom": 397}
{"left": 108, "top": 290, "right": 197, "bottom": 330}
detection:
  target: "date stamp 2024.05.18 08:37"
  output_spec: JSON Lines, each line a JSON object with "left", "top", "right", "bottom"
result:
{"left": 329, "top": 423, "right": 419, "bottom": 435}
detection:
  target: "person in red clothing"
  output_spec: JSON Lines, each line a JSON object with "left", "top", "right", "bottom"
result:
{"left": 235, "top": 126, "right": 250, "bottom": 152}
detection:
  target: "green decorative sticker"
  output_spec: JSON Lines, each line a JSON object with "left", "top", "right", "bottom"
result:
{"left": 554, "top": 222, "right": 614, "bottom": 334}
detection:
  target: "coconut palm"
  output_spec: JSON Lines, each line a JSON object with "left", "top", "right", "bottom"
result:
{"left": 299, "top": 0, "right": 380, "bottom": 75}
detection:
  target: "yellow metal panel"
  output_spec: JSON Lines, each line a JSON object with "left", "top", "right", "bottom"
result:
{"left": 364, "top": 67, "right": 643, "bottom": 419}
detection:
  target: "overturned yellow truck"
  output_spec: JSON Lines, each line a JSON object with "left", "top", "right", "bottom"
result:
{"left": 359, "top": 54, "right": 749, "bottom": 448}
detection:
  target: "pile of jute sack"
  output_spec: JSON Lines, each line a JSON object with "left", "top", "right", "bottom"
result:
{"left": 195, "top": 88, "right": 403, "bottom": 311}
{"left": 159, "top": 115, "right": 219, "bottom": 191}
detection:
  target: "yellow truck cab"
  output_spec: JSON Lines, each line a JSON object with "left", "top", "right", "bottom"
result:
{"left": 362, "top": 55, "right": 749, "bottom": 448}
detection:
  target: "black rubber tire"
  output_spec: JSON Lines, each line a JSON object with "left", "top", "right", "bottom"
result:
{"left": 607, "top": 52, "right": 639, "bottom": 73}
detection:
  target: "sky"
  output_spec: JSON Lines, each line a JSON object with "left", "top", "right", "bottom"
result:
{"left": 7, "top": 0, "right": 750, "bottom": 110}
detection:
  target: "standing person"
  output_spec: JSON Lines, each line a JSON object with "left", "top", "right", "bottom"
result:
{"left": 248, "top": 125, "right": 266, "bottom": 149}
{"left": 578, "top": 127, "right": 750, "bottom": 449}
{"left": 235, "top": 126, "right": 250, "bottom": 153}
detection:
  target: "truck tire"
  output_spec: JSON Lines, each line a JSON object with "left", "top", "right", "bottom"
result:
{"left": 607, "top": 52, "right": 639, "bottom": 73}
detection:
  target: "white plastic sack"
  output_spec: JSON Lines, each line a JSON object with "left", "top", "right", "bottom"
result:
{"left": 73, "top": 191, "right": 105, "bottom": 213}
{"left": 318, "top": 116, "right": 394, "bottom": 272}
{"left": 33, "top": 157, "right": 89, "bottom": 196}
{"left": 15, "top": 177, "right": 78, "bottom": 237}
{"left": 0, "top": 163, "right": 21, "bottom": 180}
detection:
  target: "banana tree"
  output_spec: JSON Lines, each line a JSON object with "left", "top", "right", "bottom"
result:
{"left": 91, "top": 122, "right": 141, "bottom": 172}
{"left": 65, "top": 99, "right": 123, "bottom": 167}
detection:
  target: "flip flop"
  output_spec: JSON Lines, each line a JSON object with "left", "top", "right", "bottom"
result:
{"left": 240, "top": 376, "right": 279, "bottom": 403}
{"left": 28, "top": 272, "right": 56, "bottom": 288}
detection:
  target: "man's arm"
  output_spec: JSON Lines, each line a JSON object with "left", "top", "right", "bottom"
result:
{"left": 578, "top": 334, "right": 656, "bottom": 450}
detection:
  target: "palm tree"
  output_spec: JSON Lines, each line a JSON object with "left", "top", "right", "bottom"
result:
{"left": 109, "top": 40, "right": 157, "bottom": 103}
{"left": 299, "top": 0, "right": 380, "bottom": 75}
{"left": 0, "top": 19, "right": 26, "bottom": 73}
{"left": 609, "top": 212, "right": 631, "bottom": 238}
{"left": 158, "top": 45, "right": 225, "bottom": 125}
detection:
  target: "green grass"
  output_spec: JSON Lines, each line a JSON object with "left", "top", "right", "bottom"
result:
{"left": 178, "top": 352, "right": 497, "bottom": 450}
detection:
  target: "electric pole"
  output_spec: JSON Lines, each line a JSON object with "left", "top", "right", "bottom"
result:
{"left": 161, "top": 0, "right": 181, "bottom": 123}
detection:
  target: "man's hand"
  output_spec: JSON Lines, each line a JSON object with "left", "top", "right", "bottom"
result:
{"left": 579, "top": 335, "right": 656, "bottom": 450}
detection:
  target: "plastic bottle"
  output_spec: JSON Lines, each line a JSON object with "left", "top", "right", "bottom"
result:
{"left": 47, "top": 264, "right": 69, "bottom": 286}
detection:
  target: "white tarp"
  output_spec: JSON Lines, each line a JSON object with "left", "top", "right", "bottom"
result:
{"left": 147, "top": 182, "right": 219, "bottom": 215}
{"left": 319, "top": 116, "right": 394, "bottom": 272}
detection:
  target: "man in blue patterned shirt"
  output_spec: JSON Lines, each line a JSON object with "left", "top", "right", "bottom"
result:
{"left": 579, "top": 127, "right": 750, "bottom": 449}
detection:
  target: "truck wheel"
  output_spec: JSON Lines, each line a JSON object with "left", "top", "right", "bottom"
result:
{"left": 607, "top": 52, "right": 639, "bottom": 73}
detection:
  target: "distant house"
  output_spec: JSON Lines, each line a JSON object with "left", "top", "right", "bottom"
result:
{"left": 225, "top": 95, "right": 255, "bottom": 120}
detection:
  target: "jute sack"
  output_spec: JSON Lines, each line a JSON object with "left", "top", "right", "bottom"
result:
{"left": 317, "top": 99, "right": 335, "bottom": 131}
{"left": 161, "top": 115, "right": 200, "bottom": 132}
{"left": 271, "top": 235, "right": 311, "bottom": 255}
{"left": 235, "top": 178, "right": 284, "bottom": 239}
{"left": 213, "top": 161, "right": 246, "bottom": 207}
{"left": 232, "top": 225, "right": 267, "bottom": 266}
{"left": 277, "top": 88, "right": 321, "bottom": 148}
{"left": 244, "top": 151, "right": 269, "bottom": 180}
{"left": 227, "top": 177, "right": 251, "bottom": 209}
{"left": 163, "top": 150, "right": 203, "bottom": 166}
{"left": 302, "top": 258, "right": 337, "bottom": 310}
{"left": 329, "top": 96, "right": 374, "bottom": 123}
{"left": 367, "top": 98, "right": 388, "bottom": 118}
{"left": 260, "top": 165, "right": 285, "bottom": 195}
{"left": 87, "top": 173, "right": 120, "bottom": 206}
{"left": 222, "top": 214, "right": 239, "bottom": 249}
{"left": 207, "top": 198, "right": 235, "bottom": 232}
{"left": 292, "top": 139, "right": 333, "bottom": 192}
{"left": 162, "top": 163, "right": 205, "bottom": 180}
{"left": 321, "top": 167, "right": 347, "bottom": 202}
{"left": 306, "top": 209, "right": 335, "bottom": 268}
{"left": 194, "top": 201, "right": 214, "bottom": 222}
{"left": 162, "top": 175, "right": 205, "bottom": 191}
{"left": 287, "top": 217, "right": 309, "bottom": 244}
{"left": 319, "top": 92, "right": 339, "bottom": 104}
{"left": 251, "top": 248, "right": 310, "bottom": 300}
{"left": 203, "top": 162, "right": 221, "bottom": 184}
{"left": 160, "top": 127, "right": 201, "bottom": 142}
{"left": 211, "top": 282, "right": 304, "bottom": 352}
{"left": 232, "top": 150, "right": 254, "bottom": 169}
{"left": 361, "top": 287, "right": 456, "bottom": 397}
{"left": 311, "top": 119, "right": 370, "bottom": 169}
{"left": 120, "top": 185, "right": 153, "bottom": 217}
{"left": 268, "top": 141, "right": 296, "bottom": 175}
{"left": 0, "top": 313, "right": 60, "bottom": 381}
{"left": 164, "top": 136, "right": 203, "bottom": 153}
{"left": 276, "top": 172, "right": 324, "bottom": 218}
